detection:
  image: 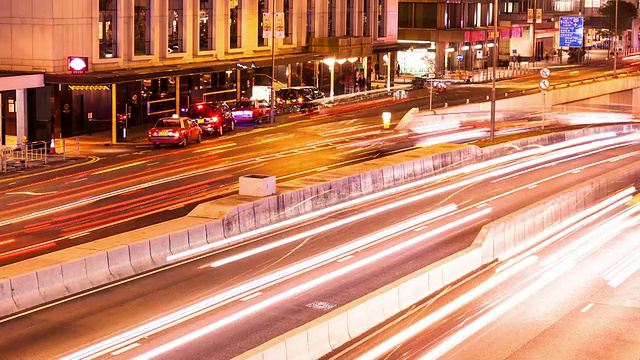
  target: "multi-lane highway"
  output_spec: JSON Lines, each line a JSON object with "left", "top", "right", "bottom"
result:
{"left": 0, "top": 62, "right": 635, "bottom": 265}
{"left": 0, "top": 131, "right": 638, "bottom": 359}
{"left": 332, "top": 192, "right": 640, "bottom": 360}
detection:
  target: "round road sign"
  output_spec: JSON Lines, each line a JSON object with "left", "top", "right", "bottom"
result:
{"left": 539, "top": 79, "right": 550, "bottom": 90}
{"left": 540, "top": 68, "right": 551, "bottom": 78}
{"left": 456, "top": 54, "right": 463, "bottom": 61}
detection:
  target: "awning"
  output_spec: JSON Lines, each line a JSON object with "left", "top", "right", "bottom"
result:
{"left": 0, "top": 72, "right": 44, "bottom": 91}
{"left": 45, "top": 52, "right": 327, "bottom": 85}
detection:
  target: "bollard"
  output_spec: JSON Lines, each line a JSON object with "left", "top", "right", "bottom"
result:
{"left": 444, "top": 102, "right": 448, "bottom": 108}
{"left": 76, "top": 137, "right": 80, "bottom": 157}
{"left": 505, "top": 92, "right": 508, "bottom": 98}
{"left": 466, "top": 99, "right": 470, "bottom": 104}
{"left": 44, "top": 144, "right": 48, "bottom": 165}
{"left": 486, "top": 95, "right": 490, "bottom": 101}
{"left": 63, "top": 139, "right": 66, "bottom": 161}
{"left": 522, "top": 90, "right": 525, "bottom": 95}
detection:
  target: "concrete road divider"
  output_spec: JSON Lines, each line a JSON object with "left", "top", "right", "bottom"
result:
{"left": 0, "top": 279, "right": 17, "bottom": 315}
{"left": 0, "top": 125, "right": 638, "bottom": 320}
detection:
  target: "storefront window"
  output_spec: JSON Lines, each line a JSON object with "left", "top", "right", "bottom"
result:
{"left": 230, "top": 0, "right": 241, "bottom": 49}
{"left": 199, "top": 0, "right": 214, "bottom": 51}
{"left": 99, "top": 0, "right": 117, "bottom": 58}
{"left": 134, "top": 0, "right": 151, "bottom": 55}
{"left": 398, "top": 49, "right": 435, "bottom": 75}
{"left": 168, "top": 0, "right": 183, "bottom": 53}
{"left": 377, "top": 0, "right": 386, "bottom": 38}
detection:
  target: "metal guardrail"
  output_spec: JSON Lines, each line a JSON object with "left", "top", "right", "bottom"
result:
{"left": 1, "top": 138, "right": 80, "bottom": 173}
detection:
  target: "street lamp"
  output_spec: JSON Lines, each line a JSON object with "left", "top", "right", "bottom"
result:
{"left": 613, "top": 0, "right": 619, "bottom": 78}
{"left": 490, "top": 0, "right": 499, "bottom": 141}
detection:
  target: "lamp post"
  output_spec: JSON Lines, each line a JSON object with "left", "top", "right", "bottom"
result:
{"left": 613, "top": 0, "right": 619, "bottom": 78}
{"left": 269, "top": 10, "right": 276, "bottom": 124}
{"left": 490, "top": 0, "right": 499, "bottom": 141}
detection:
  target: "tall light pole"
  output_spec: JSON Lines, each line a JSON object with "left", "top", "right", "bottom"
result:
{"left": 269, "top": 10, "right": 276, "bottom": 124}
{"left": 490, "top": 0, "right": 499, "bottom": 141}
{"left": 613, "top": 0, "right": 619, "bottom": 78}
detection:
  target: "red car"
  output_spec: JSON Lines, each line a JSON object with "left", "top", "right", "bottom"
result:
{"left": 188, "top": 102, "right": 235, "bottom": 135}
{"left": 232, "top": 99, "right": 271, "bottom": 124}
{"left": 148, "top": 116, "right": 202, "bottom": 148}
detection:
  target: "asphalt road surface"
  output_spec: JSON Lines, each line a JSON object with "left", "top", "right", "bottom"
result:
{"left": 0, "top": 132, "right": 638, "bottom": 360}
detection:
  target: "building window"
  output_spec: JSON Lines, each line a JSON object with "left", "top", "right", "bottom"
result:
{"left": 347, "top": 0, "right": 354, "bottom": 35}
{"left": 284, "top": 0, "right": 292, "bottom": 44}
{"left": 134, "top": 0, "right": 151, "bottom": 55}
{"left": 377, "top": 0, "right": 386, "bottom": 38}
{"left": 363, "top": 0, "right": 370, "bottom": 37}
{"left": 99, "top": 0, "right": 117, "bottom": 58}
{"left": 306, "top": 0, "right": 315, "bottom": 43}
{"left": 258, "top": 0, "right": 268, "bottom": 46}
{"left": 415, "top": 4, "right": 437, "bottom": 28}
{"left": 199, "top": 0, "right": 214, "bottom": 51}
{"left": 446, "top": 3, "right": 462, "bottom": 29}
{"left": 398, "top": 3, "right": 412, "bottom": 28}
{"left": 168, "top": 0, "right": 183, "bottom": 53}
{"left": 328, "top": 0, "right": 336, "bottom": 37}
{"left": 230, "top": 0, "right": 241, "bottom": 49}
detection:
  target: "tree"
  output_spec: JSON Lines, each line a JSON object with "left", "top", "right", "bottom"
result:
{"left": 599, "top": 0, "right": 639, "bottom": 35}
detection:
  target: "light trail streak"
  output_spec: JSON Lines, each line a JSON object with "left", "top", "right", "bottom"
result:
{"left": 131, "top": 209, "right": 492, "bottom": 360}
{"left": 60, "top": 205, "right": 462, "bottom": 360}
{"left": 417, "top": 129, "right": 489, "bottom": 147}
{"left": 214, "top": 134, "right": 640, "bottom": 266}
{"left": 168, "top": 133, "right": 619, "bottom": 262}
{"left": 92, "top": 160, "right": 149, "bottom": 175}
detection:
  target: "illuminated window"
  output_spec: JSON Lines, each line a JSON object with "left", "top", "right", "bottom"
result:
{"left": 377, "top": 0, "right": 386, "bottom": 38}
{"left": 363, "top": 0, "right": 370, "bottom": 37}
{"left": 306, "top": 0, "right": 315, "bottom": 42}
{"left": 554, "top": 0, "right": 574, "bottom": 12}
{"left": 168, "top": 0, "right": 183, "bottom": 53}
{"left": 347, "top": 0, "right": 354, "bottom": 35}
{"left": 328, "top": 0, "right": 336, "bottom": 37}
{"left": 258, "top": 0, "right": 268, "bottom": 47}
{"left": 99, "top": 0, "right": 117, "bottom": 58}
{"left": 199, "top": 0, "right": 214, "bottom": 51}
{"left": 230, "top": 0, "right": 242, "bottom": 49}
{"left": 284, "top": 0, "right": 293, "bottom": 44}
{"left": 134, "top": 0, "right": 151, "bottom": 55}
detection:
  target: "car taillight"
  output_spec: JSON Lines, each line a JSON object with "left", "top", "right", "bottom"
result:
{"left": 297, "top": 97, "right": 303, "bottom": 104}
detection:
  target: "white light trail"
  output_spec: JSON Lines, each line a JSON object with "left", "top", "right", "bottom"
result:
{"left": 60, "top": 205, "right": 457, "bottom": 360}
{"left": 169, "top": 133, "right": 624, "bottom": 263}
{"left": 132, "top": 208, "right": 493, "bottom": 360}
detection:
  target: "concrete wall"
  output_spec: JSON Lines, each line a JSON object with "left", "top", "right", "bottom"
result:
{"left": 237, "top": 134, "right": 640, "bottom": 360}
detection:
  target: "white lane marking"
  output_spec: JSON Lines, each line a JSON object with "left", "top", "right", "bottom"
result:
{"left": 5, "top": 191, "right": 58, "bottom": 196}
{"left": 110, "top": 343, "right": 141, "bottom": 356}
{"left": 72, "top": 178, "right": 88, "bottom": 183}
{"left": 240, "top": 292, "right": 262, "bottom": 302}
{"left": 581, "top": 303, "right": 594, "bottom": 313}
{"left": 337, "top": 255, "right": 354, "bottom": 262}
{"left": 68, "top": 232, "right": 91, "bottom": 239}
{"left": 414, "top": 226, "right": 428, "bottom": 232}
{"left": 477, "top": 203, "right": 489, "bottom": 208}
{"left": 146, "top": 162, "right": 160, "bottom": 166}
{"left": 528, "top": 184, "right": 538, "bottom": 189}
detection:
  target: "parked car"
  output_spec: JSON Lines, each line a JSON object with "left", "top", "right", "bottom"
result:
{"left": 187, "top": 102, "right": 235, "bottom": 135}
{"left": 276, "top": 86, "right": 324, "bottom": 114}
{"left": 232, "top": 99, "right": 271, "bottom": 124}
{"left": 148, "top": 115, "right": 202, "bottom": 148}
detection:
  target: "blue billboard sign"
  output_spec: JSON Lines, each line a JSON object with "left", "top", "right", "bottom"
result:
{"left": 559, "top": 17, "right": 584, "bottom": 47}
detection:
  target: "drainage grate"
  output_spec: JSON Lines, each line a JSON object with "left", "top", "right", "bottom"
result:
{"left": 306, "top": 300, "right": 337, "bottom": 311}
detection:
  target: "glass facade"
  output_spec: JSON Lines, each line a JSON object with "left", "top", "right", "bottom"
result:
{"left": 168, "top": 0, "right": 183, "bottom": 53}
{"left": 99, "top": 0, "right": 117, "bottom": 58}
{"left": 134, "top": 0, "right": 151, "bottom": 55}
{"left": 199, "top": 0, "right": 214, "bottom": 51}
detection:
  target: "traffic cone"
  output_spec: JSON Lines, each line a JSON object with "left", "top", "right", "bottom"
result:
{"left": 49, "top": 136, "right": 56, "bottom": 154}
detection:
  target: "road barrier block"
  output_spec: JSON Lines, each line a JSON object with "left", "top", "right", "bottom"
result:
{"left": 36, "top": 265, "right": 67, "bottom": 302}
{"left": 381, "top": 287, "right": 400, "bottom": 318}
{"left": 398, "top": 271, "right": 429, "bottom": 310}
{"left": 168, "top": 228, "right": 190, "bottom": 255}
{"left": 307, "top": 322, "right": 332, "bottom": 359}
{"left": 84, "top": 252, "right": 114, "bottom": 287}
{"left": 148, "top": 234, "right": 171, "bottom": 266}
{"left": 128, "top": 241, "right": 154, "bottom": 273}
{"left": 285, "top": 331, "right": 311, "bottom": 360}
{"left": 261, "top": 342, "right": 286, "bottom": 360}
{"left": 0, "top": 279, "right": 18, "bottom": 317}
{"left": 61, "top": 256, "right": 92, "bottom": 294}
{"left": 327, "top": 312, "right": 350, "bottom": 349}
{"left": 347, "top": 297, "right": 384, "bottom": 338}
{"left": 428, "top": 265, "right": 445, "bottom": 293}
{"left": 187, "top": 224, "right": 208, "bottom": 249}
{"left": 107, "top": 246, "right": 135, "bottom": 279}
{"left": 10, "top": 272, "right": 44, "bottom": 311}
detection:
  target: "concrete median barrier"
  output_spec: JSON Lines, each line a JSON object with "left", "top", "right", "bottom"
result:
{"left": 36, "top": 265, "right": 67, "bottom": 302}
{"left": 128, "top": 241, "right": 154, "bottom": 273}
{"left": 10, "top": 272, "right": 44, "bottom": 311}
{"left": 307, "top": 322, "right": 332, "bottom": 359}
{"left": 0, "top": 279, "right": 17, "bottom": 316}
{"left": 107, "top": 246, "right": 136, "bottom": 280}
{"left": 61, "top": 257, "right": 92, "bottom": 294}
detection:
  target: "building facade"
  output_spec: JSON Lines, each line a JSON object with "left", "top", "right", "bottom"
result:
{"left": 0, "top": 0, "right": 400, "bottom": 144}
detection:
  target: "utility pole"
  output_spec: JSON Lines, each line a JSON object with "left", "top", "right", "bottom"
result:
{"left": 613, "top": 0, "right": 619, "bottom": 78}
{"left": 490, "top": 0, "right": 498, "bottom": 141}
{"left": 269, "top": 10, "right": 276, "bottom": 124}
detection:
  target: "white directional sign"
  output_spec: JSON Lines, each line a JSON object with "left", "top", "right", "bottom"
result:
{"left": 540, "top": 68, "right": 551, "bottom": 78}
{"left": 427, "top": 73, "right": 436, "bottom": 79}
{"left": 539, "top": 79, "right": 550, "bottom": 90}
